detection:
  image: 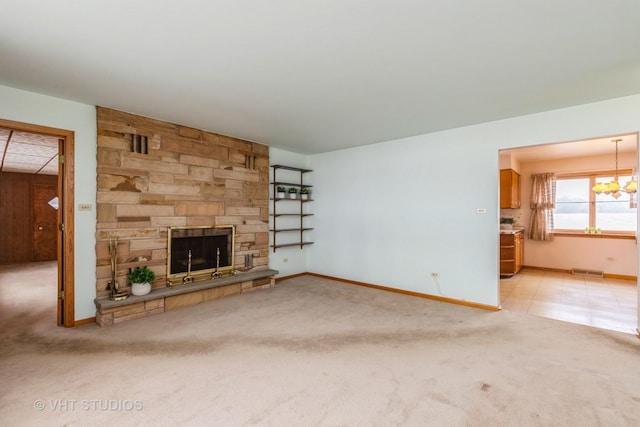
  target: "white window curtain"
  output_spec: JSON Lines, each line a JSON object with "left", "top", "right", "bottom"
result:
{"left": 528, "top": 173, "right": 556, "bottom": 241}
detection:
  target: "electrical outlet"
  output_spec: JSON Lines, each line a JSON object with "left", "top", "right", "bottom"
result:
{"left": 431, "top": 272, "right": 440, "bottom": 278}
{"left": 78, "top": 204, "right": 92, "bottom": 211}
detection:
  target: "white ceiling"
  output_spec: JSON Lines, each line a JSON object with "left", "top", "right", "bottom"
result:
{"left": 1, "top": 1, "right": 640, "bottom": 155}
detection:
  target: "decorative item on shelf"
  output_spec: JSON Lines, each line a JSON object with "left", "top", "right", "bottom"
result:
{"left": 300, "top": 187, "right": 310, "bottom": 200}
{"left": 596, "top": 228, "right": 602, "bottom": 234}
{"left": 276, "top": 186, "right": 286, "bottom": 199}
{"left": 584, "top": 227, "right": 589, "bottom": 234}
{"left": 589, "top": 227, "right": 596, "bottom": 234}
{"left": 592, "top": 139, "right": 638, "bottom": 199}
{"left": 500, "top": 217, "right": 514, "bottom": 230}
{"left": 128, "top": 266, "right": 155, "bottom": 296}
{"left": 107, "top": 237, "right": 129, "bottom": 301}
{"left": 288, "top": 187, "right": 298, "bottom": 199}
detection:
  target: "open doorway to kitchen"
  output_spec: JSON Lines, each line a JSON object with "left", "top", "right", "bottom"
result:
{"left": 498, "top": 133, "right": 638, "bottom": 334}
{"left": 0, "top": 118, "right": 75, "bottom": 327}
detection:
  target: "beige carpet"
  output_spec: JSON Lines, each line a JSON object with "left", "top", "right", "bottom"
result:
{"left": 1, "top": 263, "right": 640, "bottom": 426}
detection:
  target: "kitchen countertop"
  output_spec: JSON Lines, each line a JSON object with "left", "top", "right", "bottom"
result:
{"left": 499, "top": 228, "right": 524, "bottom": 234}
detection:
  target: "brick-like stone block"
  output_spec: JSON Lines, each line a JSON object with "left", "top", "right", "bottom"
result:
{"left": 145, "top": 298, "right": 165, "bottom": 310}
{"left": 96, "top": 311, "right": 114, "bottom": 327}
{"left": 251, "top": 143, "right": 269, "bottom": 156}
{"left": 214, "top": 216, "right": 243, "bottom": 225}
{"left": 148, "top": 182, "right": 201, "bottom": 196}
{"left": 178, "top": 125, "right": 202, "bottom": 139}
{"left": 162, "top": 136, "right": 228, "bottom": 160}
{"left": 226, "top": 206, "right": 260, "bottom": 216}
{"left": 97, "top": 191, "right": 141, "bottom": 204}
{"left": 129, "top": 238, "right": 167, "bottom": 251}
{"left": 236, "top": 223, "right": 269, "bottom": 234}
{"left": 98, "top": 174, "right": 147, "bottom": 193}
{"left": 113, "top": 302, "right": 146, "bottom": 318}
{"left": 113, "top": 309, "right": 158, "bottom": 323}
{"left": 175, "top": 201, "right": 224, "bottom": 216}
{"left": 213, "top": 168, "right": 260, "bottom": 182}
{"left": 203, "top": 284, "right": 241, "bottom": 301}
{"left": 180, "top": 154, "right": 220, "bottom": 168}
{"left": 97, "top": 148, "right": 121, "bottom": 167}
{"left": 97, "top": 204, "right": 117, "bottom": 222}
{"left": 255, "top": 232, "right": 269, "bottom": 245}
{"left": 98, "top": 135, "right": 131, "bottom": 151}
{"left": 188, "top": 166, "right": 213, "bottom": 181}
{"left": 150, "top": 217, "right": 187, "bottom": 227}
{"left": 151, "top": 249, "right": 167, "bottom": 260}
{"left": 122, "top": 156, "right": 188, "bottom": 175}
{"left": 218, "top": 136, "right": 252, "bottom": 152}
{"left": 149, "top": 172, "right": 175, "bottom": 184}
{"left": 116, "top": 204, "right": 175, "bottom": 218}
{"left": 185, "top": 216, "right": 217, "bottom": 226}
{"left": 224, "top": 179, "right": 244, "bottom": 189}
{"left": 165, "top": 291, "right": 205, "bottom": 310}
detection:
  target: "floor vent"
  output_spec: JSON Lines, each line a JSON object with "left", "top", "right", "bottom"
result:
{"left": 571, "top": 268, "right": 604, "bottom": 278}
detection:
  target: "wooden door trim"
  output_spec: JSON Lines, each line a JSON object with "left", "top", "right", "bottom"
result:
{"left": 0, "top": 118, "right": 75, "bottom": 327}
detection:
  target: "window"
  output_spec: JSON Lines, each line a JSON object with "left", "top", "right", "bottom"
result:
{"left": 554, "top": 171, "right": 637, "bottom": 233}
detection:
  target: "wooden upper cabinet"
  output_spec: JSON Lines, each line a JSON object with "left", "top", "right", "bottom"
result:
{"left": 500, "top": 169, "right": 521, "bottom": 209}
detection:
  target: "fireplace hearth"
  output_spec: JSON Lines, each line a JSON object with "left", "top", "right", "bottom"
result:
{"left": 167, "top": 226, "right": 235, "bottom": 286}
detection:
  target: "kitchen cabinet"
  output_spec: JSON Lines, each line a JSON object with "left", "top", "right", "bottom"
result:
{"left": 500, "top": 230, "right": 524, "bottom": 277}
{"left": 500, "top": 169, "right": 521, "bottom": 208}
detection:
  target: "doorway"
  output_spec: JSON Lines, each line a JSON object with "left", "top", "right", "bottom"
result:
{"left": 0, "top": 118, "right": 75, "bottom": 327}
{"left": 498, "top": 133, "right": 639, "bottom": 334}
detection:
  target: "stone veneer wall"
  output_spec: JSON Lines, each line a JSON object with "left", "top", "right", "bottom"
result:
{"left": 95, "top": 107, "right": 270, "bottom": 297}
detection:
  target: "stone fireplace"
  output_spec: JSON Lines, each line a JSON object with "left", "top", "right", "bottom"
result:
{"left": 94, "top": 107, "right": 275, "bottom": 325}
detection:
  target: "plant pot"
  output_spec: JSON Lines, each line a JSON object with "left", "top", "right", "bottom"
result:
{"left": 301, "top": 194, "right": 308, "bottom": 200}
{"left": 276, "top": 192, "right": 286, "bottom": 199}
{"left": 500, "top": 224, "right": 513, "bottom": 230}
{"left": 131, "top": 282, "right": 151, "bottom": 296}
{"left": 289, "top": 193, "right": 297, "bottom": 199}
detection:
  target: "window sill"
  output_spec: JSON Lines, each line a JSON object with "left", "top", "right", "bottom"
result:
{"left": 553, "top": 231, "right": 636, "bottom": 240}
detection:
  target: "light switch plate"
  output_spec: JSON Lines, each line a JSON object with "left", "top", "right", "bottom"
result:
{"left": 78, "top": 204, "right": 92, "bottom": 211}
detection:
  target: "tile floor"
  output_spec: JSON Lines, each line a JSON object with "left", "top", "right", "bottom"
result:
{"left": 500, "top": 268, "right": 638, "bottom": 334}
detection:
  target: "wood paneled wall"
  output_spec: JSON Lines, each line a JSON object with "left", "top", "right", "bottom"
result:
{"left": 0, "top": 172, "right": 58, "bottom": 264}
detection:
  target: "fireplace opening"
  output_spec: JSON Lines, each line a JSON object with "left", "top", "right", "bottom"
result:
{"left": 167, "top": 225, "right": 235, "bottom": 286}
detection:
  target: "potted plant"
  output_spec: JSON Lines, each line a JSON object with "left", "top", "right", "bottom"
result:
{"left": 128, "top": 266, "right": 155, "bottom": 296}
{"left": 500, "top": 217, "right": 514, "bottom": 230}
{"left": 288, "top": 187, "right": 298, "bottom": 199}
{"left": 276, "top": 186, "right": 286, "bottom": 199}
{"left": 300, "top": 187, "right": 310, "bottom": 200}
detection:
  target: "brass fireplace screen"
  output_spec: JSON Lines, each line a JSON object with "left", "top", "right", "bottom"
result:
{"left": 166, "top": 225, "right": 235, "bottom": 286}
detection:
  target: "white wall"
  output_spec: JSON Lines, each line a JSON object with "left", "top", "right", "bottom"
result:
{"left": 308, "top": 94, "right": 640, "bottom": 308}
{"left": 520, "top": 152, "right": 637, "bottom": 276}
{"left": 268, "top": 148, "right": 311, "bottom": 276}
{"left": 0, "top": 85, "right": 97, "bottom": 320}
{"left": 2, "top": 84, "right": 638, "bottom": 325}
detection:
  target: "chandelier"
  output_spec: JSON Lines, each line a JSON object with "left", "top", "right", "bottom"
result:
{"left": 592, "top": 139, "right": 637, "bottom": 199}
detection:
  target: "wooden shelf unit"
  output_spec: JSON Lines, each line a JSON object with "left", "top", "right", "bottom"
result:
{"left": 270, "top": 165, "right": 313, "bottom": 252}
